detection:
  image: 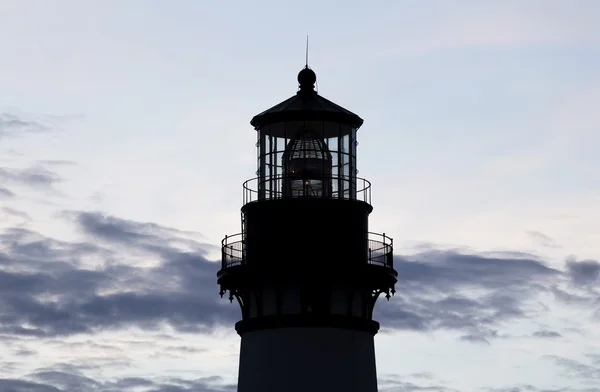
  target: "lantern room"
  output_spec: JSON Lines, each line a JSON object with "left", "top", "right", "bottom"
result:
{"left": 250, "top": 66, "right": 363, "bottom": 202}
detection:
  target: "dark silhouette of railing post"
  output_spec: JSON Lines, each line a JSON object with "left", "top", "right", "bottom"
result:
{"left": 223, "top": 234, "right": 228, "bottom": 269}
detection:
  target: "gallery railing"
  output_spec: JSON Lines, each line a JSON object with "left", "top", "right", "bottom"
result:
{"left": 221, "top": 233, "right": 244, "bottom": 269}
{"left": 221, "top": 231, "right": 393, "bottom": 270}
{"left": 242, "top": 175, "right": 372, "bottom": 206}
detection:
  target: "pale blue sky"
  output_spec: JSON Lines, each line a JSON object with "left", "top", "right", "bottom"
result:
{"left": 1, "top": 1, "right": 600, "bottom": 391}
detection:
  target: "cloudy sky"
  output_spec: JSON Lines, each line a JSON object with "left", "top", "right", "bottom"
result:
{"left": 1, "top": 1, "right": 600, "bottom": 391}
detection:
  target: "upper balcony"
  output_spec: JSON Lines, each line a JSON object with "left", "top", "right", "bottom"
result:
{"left": 241, "top": 175, "right": 372, "bottom": 206}
{"left": 220, "top": 231, "right": 393, "bottom": 272}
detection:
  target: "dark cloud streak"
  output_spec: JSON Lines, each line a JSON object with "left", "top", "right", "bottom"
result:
{"left": 2, "top": 207, "right": 30, "bottom": 220}
{"left": 527, "top": 230, "right": 561, "bottom": 249}
{"left": 0, "top": 113, "right": 49, "bottom": 138}
{"left": 0, "top": 212, "right": 232, "bottom": 338}
{"left": 0, "top": 369, "right": 236, "bottom": 392}
{"left": 0, "top": 166, "right": 62, "bottom": 189}
{"left": 376, "top": 251, "right": 560, "bottom": 337}
{"left": 533, "top": 330, "right": 562, "bottom": 338}
{"left": 0, "top": 186, "right": 15, "bottom": 198}
{"left": 566, "top": 258, "right": 600, "bottom": 286}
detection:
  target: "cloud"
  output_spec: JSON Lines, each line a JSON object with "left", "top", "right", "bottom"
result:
{"left": 0, "top": 212, "right": 233, "bottom": 338}
{"left": 0, "top": 369, "right": 236, "bottom": 392}
{"left": 484, "top": 386, "right": 570, "bottom": 392}
{"left": 13, "top": 348, "right": 36, "bottom": 356}
{"left": 0, "top": 113, "right": 48, "bottom": 138}
{"left": 544, "top": 355, "right": 600, "bottom": 382}
{"left": 527, "top": 231, "right": 561, "bottom": 249}
{"left": 0, "top": 378, "right": 61, "bottom": 392}
{"left": 30, "top": 370, "right": 102, "bottom": 392}
{"left": 459, "top": 334, "right": 491, "bottom": 345}
{"left": 37, "top": 160, "right": 77, "bottom": 167}
{"left": 566, "top": 258, "right": 600, "bottom": 286}
{"left": 394, "top": 251, "right": 558, "bottom": 291}
{"left": 379, "top": 374, "right": 458, "bottom": 392}
{"left": 550, "top": 287, "right": 595, "bottom": 306}
{"left": 408, "top": 373, "right": 435, "bottom": 380}
{"left": 2, "top": 207, "right": 30, "bottom": 220}
{"left": 67, "top": 211, "right": 211, "bottom": 247}
{"left": 532, "top": 330, "right": 562, "bottom": 339}
{"left": 0, "top": 187, "right": 15, "bottom": 198}
{"left": 376, "top": 251, "right": 560, "bottom": 337}
{"left": 0, "top": 166, "right": 62, "bottom": 190}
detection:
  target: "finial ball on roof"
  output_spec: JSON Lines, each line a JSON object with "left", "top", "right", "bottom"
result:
{"left": 298, "top": 67, "right": 316, "bottom": 90}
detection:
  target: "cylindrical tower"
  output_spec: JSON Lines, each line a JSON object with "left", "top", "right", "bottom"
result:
{"left": 218, "top": 66, "right": 397, "bottom": 392}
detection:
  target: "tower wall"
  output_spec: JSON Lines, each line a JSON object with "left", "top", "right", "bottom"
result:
{"left": 242, "top": 199, "right": 372, "bottom": 272}
{"left": 243, "top": 283, "right": 373, "bottom": 318}
{"left": 237, "top": 327, "right": 378, "bottom": 392}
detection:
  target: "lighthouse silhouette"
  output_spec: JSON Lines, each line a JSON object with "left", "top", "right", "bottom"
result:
{"left": 218, "top": 64, "right": 398, "bottom": 392}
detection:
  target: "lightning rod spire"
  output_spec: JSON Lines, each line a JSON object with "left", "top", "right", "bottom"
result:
{"left": 305, "top": 35, "right": 309, "bottom": 67}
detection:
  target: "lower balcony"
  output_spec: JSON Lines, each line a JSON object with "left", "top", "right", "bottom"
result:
{"left": 220, "top": 232, "right": 394, "bottom": 271}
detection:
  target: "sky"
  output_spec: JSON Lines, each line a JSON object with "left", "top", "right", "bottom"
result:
{"left": 1, "top": 1, "right": 600, "bottom": 391}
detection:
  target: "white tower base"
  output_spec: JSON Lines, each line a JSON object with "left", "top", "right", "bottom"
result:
{"left": 238, "top": 327, "right": 378, "bottom": 392}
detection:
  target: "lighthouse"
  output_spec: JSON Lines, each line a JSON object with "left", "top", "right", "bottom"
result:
{"left": 218, "top": 65, "right": 397, "bottom": 392}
